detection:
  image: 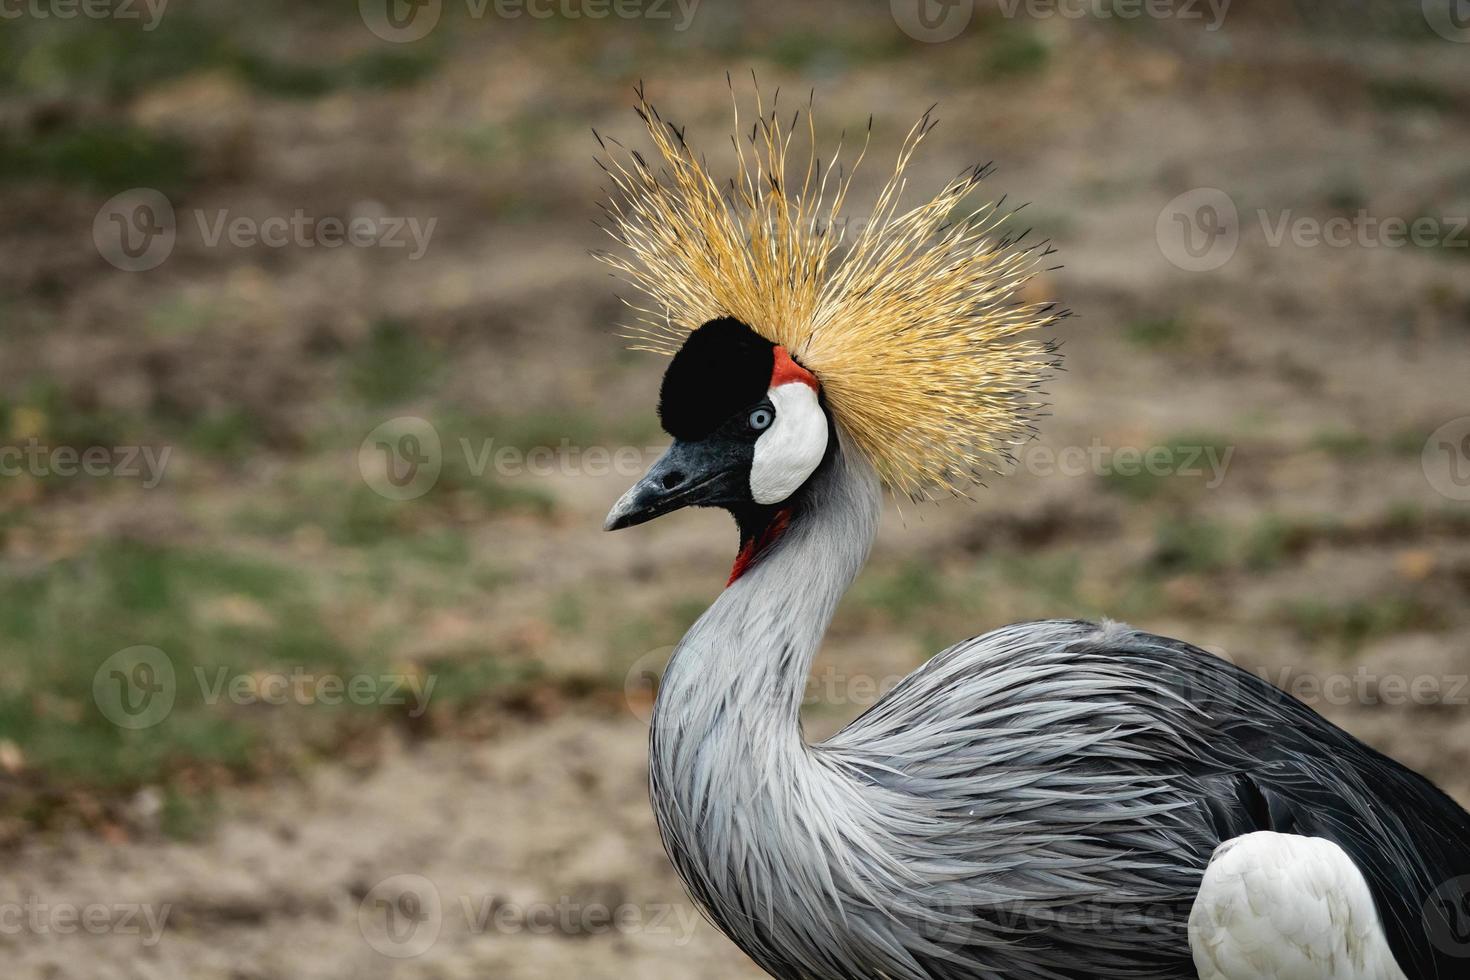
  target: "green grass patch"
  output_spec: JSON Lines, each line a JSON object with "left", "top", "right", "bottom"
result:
{"left": 0, "top": 13, "right": 227, "bottom": 98}
{"left": 0, "top": 12, "right": 440, "bottom": 100}
{"left": 1388, "top": 428, "right": 1430, "bottom": 456}
{"left": 16, "top": 379, "right": 138, "bottom": 450}
{"left": 1097, "top": 434, "right": 1235, "bottom": 501}
{"left": 1241, "top": 514, "right": 1325, "bottom": 571}
{"left": 346, "top": 318, "right": 446, "bottom": 406}
{"left": 0, "top": 533, "right": 536, "bottom": 829}
{"left": 1274, "top": 595, "right": 1443, "bottom": 655}
{"left": 849, "top": 559, "right": 947, "bottom": 625}
{"left": 1367, "top": 77, "right": 1459, "bottom": 113}
{"left": 549, "top": 591, "right": 586, "bottom": 634}
{"left": 0, "top": 123, "right": 193, "bottom": 195}
{"left": 231, "top": 47, "right": 442, "bottom": 99}
{"left": 1125, "top": 316, "right": 1188, "bottom": 349}
{"left": 0, "top": 541, "right": 352, "bottom": 789}
{"left": 1324, "top": 181, "right": 1367, "bottom": 214}
{"left": 764, "top": 28, "right": 910, "bottom": 72}
{"left": 414, "top": 654, "right": 544, "bottom": 708}
{"left": 1148, "top": 518, "right": 1229, "bottom": 575}
{"left": 1309, "top": 429, "right": 1374, "bottom": 458}
{"left": 980, "top": 27, "right": 1049, "bottom": 80}
{"left": 183, "top": 407, "right": 268, "bottom": 458}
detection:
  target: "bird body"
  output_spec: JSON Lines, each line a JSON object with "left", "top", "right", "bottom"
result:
{"left": 644, "top": 436, "right": 1470, "bottom": 979}
{"left": 596, "top": 86, "right": 1470, "bottom": 978}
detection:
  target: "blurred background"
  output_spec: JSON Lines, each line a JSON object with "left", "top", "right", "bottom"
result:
{"left": 1, "top": 1, "right": 1469, "bottom": 977}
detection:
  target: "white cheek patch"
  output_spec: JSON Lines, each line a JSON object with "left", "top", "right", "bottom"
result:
{"left": 750, "top": 382, "right": 828, "bottom": 505}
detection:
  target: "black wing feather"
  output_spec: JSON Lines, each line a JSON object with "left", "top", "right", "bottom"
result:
{"left": 1113, "top": 630, "right": 1470, "bottom": 979}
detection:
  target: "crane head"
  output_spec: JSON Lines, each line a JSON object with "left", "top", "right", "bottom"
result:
{"left": 604, "top": 317, "right": 831, "bottom": 532}
{"left": 594, "top": 85, "right": 1063, "bottom": 505}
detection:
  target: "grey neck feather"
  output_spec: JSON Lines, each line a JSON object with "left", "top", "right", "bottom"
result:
{"left": 654, "top": 431, "right": 879, "bottom": 756}
{"left": 648, "top": 434, "right": 885, "bottom": 969}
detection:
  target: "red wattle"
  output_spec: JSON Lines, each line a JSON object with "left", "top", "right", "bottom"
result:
{"left": 728, "top": 508, "right": 793, "bottom": 585}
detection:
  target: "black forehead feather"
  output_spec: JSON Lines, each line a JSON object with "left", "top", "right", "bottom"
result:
{"left": 658, "top": 317, "right": 774, "bottom": 439}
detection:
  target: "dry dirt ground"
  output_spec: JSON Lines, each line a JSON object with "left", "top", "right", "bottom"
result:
{"left": 2, "top": 5, "right": 1470, "bottom": 979}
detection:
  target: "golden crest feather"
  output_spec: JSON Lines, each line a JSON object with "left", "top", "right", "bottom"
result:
{"left": 593, "top": 82, "right": 1065, "bottom": 500}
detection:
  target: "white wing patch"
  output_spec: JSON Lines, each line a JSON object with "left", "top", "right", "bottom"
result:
{"left": 1189, "top": 831, "right": 1409, "bottom": 980}
{"left": 750, "top": 382, "right": 828, "bottom": 505}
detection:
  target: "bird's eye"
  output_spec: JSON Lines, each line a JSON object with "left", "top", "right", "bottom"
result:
{"left": 748, "top": 407, "right": 774, "bottom": 431}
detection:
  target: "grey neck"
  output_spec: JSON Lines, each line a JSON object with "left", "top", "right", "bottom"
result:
{"left": 648, "top": 439, "right": 950, "bottom": 980}
{"left": 654, "top": 434, "right": 881, "bottom": 754}
{"left": 646, "top": 435, "right": 882, "bottom": 944}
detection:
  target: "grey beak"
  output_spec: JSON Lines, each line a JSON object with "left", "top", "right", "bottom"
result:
{"left": 604, "top": 469, "right": 667, "bottom": 531}
{"left": 603, "top": 438, "right": 749, "bottom": 531}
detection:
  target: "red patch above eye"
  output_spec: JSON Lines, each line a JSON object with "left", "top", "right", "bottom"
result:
{"left": 770, "top": 346, "right": 819, "bottom": 391}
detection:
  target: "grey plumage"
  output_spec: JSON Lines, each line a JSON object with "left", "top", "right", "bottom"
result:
{"left": 648, "top": 435, "right": 1470, "bottom": 979}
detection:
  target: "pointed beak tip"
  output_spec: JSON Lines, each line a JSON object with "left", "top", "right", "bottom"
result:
{"left": 604, "top": 486, "right": 641, "bottom": 532}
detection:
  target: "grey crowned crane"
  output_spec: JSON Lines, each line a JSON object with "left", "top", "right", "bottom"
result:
{"left": 595, "top": 87, "right": 1470, "bottom": 980}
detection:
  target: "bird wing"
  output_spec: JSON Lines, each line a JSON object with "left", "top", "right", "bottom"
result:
{"left": 1189, "top": 831, "right": 1409, "bottom": 980}
{"left": 1118, "top": 629, "right": 1470, "bottom": 980}
{"left": 825, "top": 619, "right": 1470, "bottom": 979}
